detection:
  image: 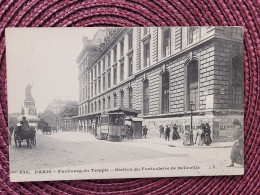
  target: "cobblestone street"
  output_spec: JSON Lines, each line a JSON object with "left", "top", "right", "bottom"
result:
{"left": 9, "top": 130, "right": 243, "bottom": 181}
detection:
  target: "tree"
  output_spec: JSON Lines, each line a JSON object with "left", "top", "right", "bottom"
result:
{"left": 59, "top": 101, "right": 78, "bottom": 118}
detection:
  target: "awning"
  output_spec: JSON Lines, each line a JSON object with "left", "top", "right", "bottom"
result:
{"left": 107, "top": 107, "right": 141, "bottom": 117}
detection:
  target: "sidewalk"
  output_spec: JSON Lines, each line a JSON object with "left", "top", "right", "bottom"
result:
{"left": 129, "top": 136, "right": 234, "bottom": 148}
{"left": 38, "top": 130, "right": 234, "bottom": 148}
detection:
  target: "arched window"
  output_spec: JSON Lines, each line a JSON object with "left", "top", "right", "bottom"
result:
{"left": 114, "top": 93, "right": 117, "bottom": 107}
{"left": 98, "top": 100, "right": 101, "bottom": 111}
{"left": 128, "top": 87, "right": 133, "bottom": 109}
{"left": 230, "top": 55, "right": 243, "bottom": 109}
{"left": 120, "top": 90, "right": 124, "bottom": 107}
{"left": 186, "top": 60, "right": 199, "bottom": 110}
{"left": 108, "top": 96, "right": 111, "bottom": 109}
{"left": 102, "top": 98, "right": 105, "bottom": 110}
{"left": 162, "top": 71, "right": 169, "bottom": 113}
{"left": 143, "top": 80, "right": 149, "bottom": 115}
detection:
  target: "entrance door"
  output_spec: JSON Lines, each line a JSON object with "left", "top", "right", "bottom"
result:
{"left": 132, "top": 121, "right": 142, "bottom": 139}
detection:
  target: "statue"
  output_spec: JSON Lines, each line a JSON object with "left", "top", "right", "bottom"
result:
{"left": 25, "top": 84, "right": 34, "bottom": 101}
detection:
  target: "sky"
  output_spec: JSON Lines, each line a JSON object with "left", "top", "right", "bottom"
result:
{"left": 6, "top": 27, "right": 100, "bottom": 113}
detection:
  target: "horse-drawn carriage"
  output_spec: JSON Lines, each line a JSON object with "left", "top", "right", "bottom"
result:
{"left": 14, "top": 123, "right": 36, "bottom": 148}
{"left": 37, "top": 118, "right": 52, "bottom": 134}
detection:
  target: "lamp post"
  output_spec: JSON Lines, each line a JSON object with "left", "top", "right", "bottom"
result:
{"left": 190, "top": 101, "right": 195, "bottom": 145}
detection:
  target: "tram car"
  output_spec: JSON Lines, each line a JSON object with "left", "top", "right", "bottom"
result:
{"left": 96, "top": 113, "right": 126, "bottom": 141}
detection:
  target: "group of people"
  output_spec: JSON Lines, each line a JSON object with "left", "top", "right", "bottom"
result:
{"left": 194, "top": 123, "right": 212, "bottom": 146}
{"left": 159, "top": 124, "right": 181, "bottom": 141}
{"left": 183, "top": 123, "right": 212, "bottom": 146}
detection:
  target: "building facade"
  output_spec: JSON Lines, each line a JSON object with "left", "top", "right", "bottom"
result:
{"left": 75, "top": 27, "right": 243, "bottom": 141}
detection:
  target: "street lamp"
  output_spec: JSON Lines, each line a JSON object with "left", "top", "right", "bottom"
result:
{"left": 190, "top": 101, "right": 195, "bottom": 145}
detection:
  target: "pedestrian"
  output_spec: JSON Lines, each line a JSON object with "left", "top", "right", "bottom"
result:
{"left": 228, "top": 120, "right": 244, "bottom": 167}
{"left": 165, "top": 125, "right": 170, "bottom": 141}
{"left": 129, "top": 125, "right": 134, "bottom": 139}
{"left": 183, "top": 127, "right": 191, "bottom": 145}
{"left": 201, "top": 123, "right": 206, "bottom": 145}
{"left": 172, "top": 124, "right": 180, "bottom": 140}
{"left": 142, "top": 126, "right": 148, "bottom": 138}
{"left": 204, "top": 123, "right": 212, "bottom": 146}
{"left": 195, "top": 125, "right": 203, "bottom": 145}
{"left": 159, "top": 125, "right": 164, "bottom": 138}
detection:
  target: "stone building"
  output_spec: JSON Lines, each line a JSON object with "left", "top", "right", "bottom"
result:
{"left": 75, "top": 27, "right": 243, "bottom": 141}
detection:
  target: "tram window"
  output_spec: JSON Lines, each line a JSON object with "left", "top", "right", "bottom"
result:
{"left": 109, "top": 115, "right": 124, "bottom": 125}
{"left": 101, "top": 116, "right": 109, "bottom": 124}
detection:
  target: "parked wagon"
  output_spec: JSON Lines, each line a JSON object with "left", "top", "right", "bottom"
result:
{"left": 37, "top": 118, "right": 52, "bottom": 135}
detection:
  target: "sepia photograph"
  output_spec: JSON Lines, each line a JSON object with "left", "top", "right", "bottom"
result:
{"left": 6, "top": 26, "right": 244, "bottom": 182}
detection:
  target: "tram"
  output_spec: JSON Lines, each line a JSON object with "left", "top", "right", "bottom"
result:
{"left": 95, "top": 107, "right": 140, "bottom": 141}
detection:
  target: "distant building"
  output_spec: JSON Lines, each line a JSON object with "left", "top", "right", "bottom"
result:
{"left": 44, "top": 99, "right": 78, "bottom": 130}
{"left": 74, "top": 27, "right": 243, "bottom": 140}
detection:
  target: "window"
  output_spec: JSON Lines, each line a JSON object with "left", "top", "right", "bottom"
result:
{"left": 108, "top": 52, "right": 111, "bottom": 67}
{"left": 128, "top": 55, "right": 133, "bottom": 76}
{"left": 120, "top": 38, "right": 124, "bottom": 57}
{"left": 143, "top": 41, "right": 150, "bottom": 67}
{"left": 143, "top": 80, "right": 149, "bottom": 115}
{"left": 113, "top": 46, "right": 117, "bottom": 63}
{"left": 98, "top": 62, "right": 101, "bottom": 75}
{"left": 129, "top": 87, "right": 132, "bottom": 109}
{"left": 162, "top": 28, "right": 171, "bottom": 57}
{"left": 113, "top": 67, "right": 117, "bottom": 85}
{"left": 94, "top": 102, "right": 97, "bottom": 112}
{"left": 108, "top": 71, "right": 111, "bottom": 88}
{"left": 102, "top": 58, "right": 105, "bottom": 72}
{"left": 103, "top": 75, "right": 106, "bottom": 91}
{"left": 108, "top": 96, "right": 111, "bottom": 109}
{"left": 144, "top": 27, "right": 149, "bottom": 36}
{"left": 91, "top": 83, "right": 93, "bottom": 97}
{"left": 94, "top": 81, "right": 97, "bottom": 95}
{"left": 82, "top": 106, "right": 84, "bottom": 115}
{"left": 91, "top": 103, "right": 93, "bottom": 112}
{"left": 128, "top": 31, "right": 133, "bottom": 50}
{"left": 188, "top": 27, "right": 200, "bottom": 44}
{"left": 98, "top": 100, "right": 101, "bottom": 111}
{"left": 91, "top": 69, "right": 93, "bottom": 81}
{"left": 102, "top": 99, "right": 105, "bottom": 110}
{"left": 85, "top": 105, "right": 87, "bottom": 114}
{"left": 114, "top": 93, "right": 117, "bottom": 107}
{"left": 120, "top": 90, "right": 124, "bottom": 107}
{"left": 94, "top": 66, "right": 97, "bottom": 78}
{"left": 187, "top": 61, "right": 198, "bottom": 110}
{"left": 98, "top": 78, "right": 101, "bottom": 93}
{"left": 120, "top": 61, "right": 124, "bottom": 81}
{"left": 230, "top": 55, "right": 243, "bottom": 109}
{"left": 162, "top": 72, "right": 169, "bottom": 114}
{"left": 231, "top": 27, "right": 243, "bottom": 37}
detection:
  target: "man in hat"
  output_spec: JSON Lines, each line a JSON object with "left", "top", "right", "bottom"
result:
{"left": 165, "top": 125, "right": 171, "bottom": 141}
{"left": 228, "top": 119, "right": 244, "bottom": 167}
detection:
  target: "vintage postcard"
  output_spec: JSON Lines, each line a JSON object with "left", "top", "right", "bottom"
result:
{"left": 6, "top": 27, "right": 244, "bottom": 182}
